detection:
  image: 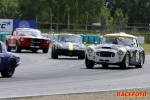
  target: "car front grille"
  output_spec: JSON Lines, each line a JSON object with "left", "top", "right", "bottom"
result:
{"left": 30, "top": 38, "right": 43, "bottom": 46}
{"left": 96, "top": 51, "right": 115, "bottom": 57}
{"left": 31, "top": 38, "right": 43, "bottom": 42}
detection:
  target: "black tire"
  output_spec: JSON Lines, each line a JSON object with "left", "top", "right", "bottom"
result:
{"left": 6, "top": 41, "right": 11, "bottom": 52}
{"left": 32, "top": 49, "right": 38, "bottom": 53}
{"left": 15, "top": 42, "right": 21, "bottom": 53}
{"left": 135, "top": 52, "right": 144, "bottom": 68}
{"left": 85, "top": 55, "right": 94, "bottom": 69}
{"left": 102, "top": 64, "right": 108, "bottom": 68}
{"left": 43, "top": 48, "right": 49, "bottom": 53}
{"left": 53, "top": 48, "right": 58, "bottom": 59}
{"left": 51, "top": 47, "right": 54, "bottom": 58}
{"left": 78, "top": 53, "right": 85, "bottom": 59}
{"left": 120, "top": 52, "right": 130, "bottom": 69}
{"left": 1, "top": 59, "right": 16, "bottom": 77}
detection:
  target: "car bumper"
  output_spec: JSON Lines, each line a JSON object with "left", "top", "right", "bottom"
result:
{"left": 19, "top": 42, "right": 50, "bottom": 49}
{"left": 16, "top": 61, "right": 21, "bottom": 67}
{"left": 57, "top": 49, "right": 85, "bottom": 56}
{"left": 87, "top": 50, "right": 125, "bottom": 64}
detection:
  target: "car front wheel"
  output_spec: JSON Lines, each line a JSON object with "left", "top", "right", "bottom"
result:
{"left": 1, "top": 59, "right": 16, "bottom": 77}
{"left": 135, "top": 52, "right": 144, "bottom": 68}
{"left": 120, "top": 52, "right": 129, "bottom": 69}
{"left": 85, "top": 55, "right": 94, "bottom": 69}
{"left": 51, "top": 47, "right": 54, "bottom": 58}
{"left": 15, "top": 42, "right": 21, "bottom": 53}
{"left": 6, "top": 41, "right": 11, "bottom": 52}
{"left": 53, "top": 47, "right": 58, "bottom": 59}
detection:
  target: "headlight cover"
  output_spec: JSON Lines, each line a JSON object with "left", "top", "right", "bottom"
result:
{"left": 79, "top": 45, "right": 85, "bottom": 49}
{"left": 87, "top": 47, "right": 94, "bottom": 53}
{"left": 117, "top": 49, "right": 124, "bottom": 55}
{"left": 20, "top": 38, "right": 24, "bottom": 41}
{"left": 57, "top": 44, "right": 63, "bottom": 48}
{"left": 47, "top": 40, "right": 51, "bottom": 43}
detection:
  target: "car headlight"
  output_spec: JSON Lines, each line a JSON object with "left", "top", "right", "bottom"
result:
{"left": 47, "top": 40, "right": 51, "bottom": 43}
{"left": 117, "top": 49, "right": 124, "bottom": 55}
{"left": 20, "top": 38, "right": 24, "bottom": 41}
{"left": 79, "top": 45, "right": 85, "bottom": 49}
{"left": 58, "top": 44, "right": 63, "bottom": 48}
{"left": 87, "top": 47, "right": 94, "bottom": 53}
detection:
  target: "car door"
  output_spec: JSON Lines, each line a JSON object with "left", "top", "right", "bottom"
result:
{"left": 130, "top": 38, "right": 141, "bottom": 65}
{"left": 9, "top": 30, "right": 17, "bottom": 47}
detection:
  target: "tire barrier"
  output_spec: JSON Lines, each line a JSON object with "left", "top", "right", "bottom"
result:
{"left": 78, "top": 34, "right": 101, "bottom": 43}
{"left": 0, "top": 32, "right": 11, "bottom": 41}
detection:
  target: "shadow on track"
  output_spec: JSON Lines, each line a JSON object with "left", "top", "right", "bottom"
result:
{"left": 10, "top": 50, "right": 44, "bottom": 54}
{"left": 82, "top": 66, "right": 137, "bottom": 70}
{"left": 48, "top": 57, "right": 84, "bottom": 60}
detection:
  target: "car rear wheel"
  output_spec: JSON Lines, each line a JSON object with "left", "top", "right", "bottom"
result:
{"left": 135, "top": 52, "right": 144, "bottom": 68}
{"left": 85, "top": 55, "right": 94, "bottom": 69}
{"left": 15, "top": 42, "right": 21, "bottom": 53}
{"left": 102, "top": 64, "right": 108, "bottom": 68}
{"left": 6, "top": 41, "right": 11, "bottom": 52}
{"left": 120, "top": 52, "right": 129, "bottom": 69}
{"left": 43, "top": 48, "right": 49, "bottom": 53}
{"left": 1, "top": 59, "right": 16, "bottom": 77}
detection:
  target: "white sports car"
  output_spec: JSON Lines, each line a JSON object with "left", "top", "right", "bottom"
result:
{"left": 85, "top": 32, "right": 145, "bottom": 69}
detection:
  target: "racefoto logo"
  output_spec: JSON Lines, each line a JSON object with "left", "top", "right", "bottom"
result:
{"left": 0, "top": 19, "right": 13, "bottom": 31}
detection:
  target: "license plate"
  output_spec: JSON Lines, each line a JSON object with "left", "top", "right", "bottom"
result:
{"left": 68, "top": 53, "right": 73, "bottom": 55}
{"left": 30, "top": 46, "right": 40, "bottom": 48}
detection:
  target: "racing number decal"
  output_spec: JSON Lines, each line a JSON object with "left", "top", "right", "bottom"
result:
{"left": 68, "top": 43, "right": 73, "bottom": 51}
{"left": 136, "top": 51, "right": 139, "bottom": 62}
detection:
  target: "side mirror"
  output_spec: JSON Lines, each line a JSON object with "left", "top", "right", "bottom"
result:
{"left": 83, "top": 42, "right": 86, "bottom": 45}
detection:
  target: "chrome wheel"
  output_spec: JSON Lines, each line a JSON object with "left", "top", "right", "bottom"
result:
{"left": 125, "top": 54, "right": 129, "bottom": 68}
{"left": 136, "top": 53, "right": 144, "bottom": 68}
{"left": 140, "top": 53, "right": 144, "bottom": 66}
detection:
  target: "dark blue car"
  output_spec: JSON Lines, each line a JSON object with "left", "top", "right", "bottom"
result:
{"left": 0, "top": 41, "right": 20, "bottom": 77}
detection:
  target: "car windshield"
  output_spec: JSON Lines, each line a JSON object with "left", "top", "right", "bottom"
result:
{"left": 18, "top": 29, "right": 42, "bottom": 37}
{"left": 102, "top": 37, "right": 133, "bottom": 46}
{"left": 58, "top": 35, "right": 82, "bottom": 43}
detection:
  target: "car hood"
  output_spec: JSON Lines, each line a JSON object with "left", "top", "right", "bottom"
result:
{"left": 94, "top": 44, "right": 130, "bottom": 50}
{"left": 19, "top": 36, "right": 49, "bottom": 40}
{"left": 57, "top": 42, "right": 85, "bottom": 50}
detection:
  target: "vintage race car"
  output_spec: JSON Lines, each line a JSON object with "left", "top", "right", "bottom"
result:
{"left": 51, "top": 34, "right": 86, "bottom": 59}
{"left": 85, "top": 32, "right": 145, "bottom": 69}
{"left": 5, "top": 28, "right": 51, "bottom": 53}
{"left": 0, "top": 41, "right": 20, "bottom": 77}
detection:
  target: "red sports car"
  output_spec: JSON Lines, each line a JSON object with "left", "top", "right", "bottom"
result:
{"left": 5, "top": 28, "right": 51, "bottom": 53}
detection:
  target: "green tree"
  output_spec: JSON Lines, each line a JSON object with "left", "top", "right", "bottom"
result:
{"left": 113, "top": 8, "right": 128, "bottom": 31}
{"left": 0, "top": 0, "right": 21, "bottom": 19}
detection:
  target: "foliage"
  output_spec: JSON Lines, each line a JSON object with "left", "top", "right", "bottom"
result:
{"left": 0, "top": 0, "right": 21, "bottom": 19}
{"left": 0, "top": 0, "right": 149, "bottom": 32}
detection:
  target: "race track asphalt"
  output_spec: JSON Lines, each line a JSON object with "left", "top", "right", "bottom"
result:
{"left": 0, "top": 49, "right": 150, "bottom": 98}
